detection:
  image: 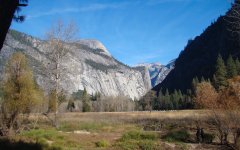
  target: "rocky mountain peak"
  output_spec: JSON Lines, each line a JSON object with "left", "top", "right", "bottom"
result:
{"left": 135, "top": 61, "right": 174, "bottom": 88}
{"left": 77, "top": 39, "right": 111, "bottom": 57}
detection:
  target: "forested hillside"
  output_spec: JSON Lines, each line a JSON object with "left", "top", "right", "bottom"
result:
{"left": 153, "top": 3, "right": 240, "bottom": 94}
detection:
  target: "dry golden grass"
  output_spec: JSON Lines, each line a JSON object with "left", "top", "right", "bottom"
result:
{"left": 58, "top": 110, "right": 208, "bottom": 123}
{"left": 9, "top": 110, "right": 230, "bottom": 150}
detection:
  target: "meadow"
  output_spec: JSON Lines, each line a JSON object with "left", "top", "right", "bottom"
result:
{"left": 0, "top": 110, "right": 233, "bottom": 150}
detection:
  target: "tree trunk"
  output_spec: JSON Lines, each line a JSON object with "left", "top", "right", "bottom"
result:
{"left": 54, "top": 55, "right": 60, "bottom": 128}
{"left": 7, "top": 111, "right": 18, "bottom": 136}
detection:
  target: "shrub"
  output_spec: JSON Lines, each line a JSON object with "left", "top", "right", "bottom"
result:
{"left": 121, "top": 130, "right": 158, "bottom": 141}
{"left": 121, "top": 130, "right": 141, "bottom": 140}
{"left": 95, "top": 140, "right": 110, "bottom": 147}
{"left": 202, "top": 133, "right": 215, "bottom": 144}
{"left": 162, "top": 129, "right": 190, "bottom": 142}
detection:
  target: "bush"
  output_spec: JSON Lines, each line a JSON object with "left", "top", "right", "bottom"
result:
{"left": 202, "top": 133, "right": 215, "bottom": 144}
{"left": 162, "top": 129, "right": 190, "bottom": 142}
{"left": 121, "top": 130, "right": 158, "bottom": 141}
{"left": 121, "top": 130, "right": 141, "bottom": 140}
{"left": 95, "top": 140, "right": 110, "bottom": 147}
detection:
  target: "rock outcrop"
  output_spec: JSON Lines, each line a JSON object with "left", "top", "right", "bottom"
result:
{"left": 0, "top": 30, "right": 151, "bottom": 99}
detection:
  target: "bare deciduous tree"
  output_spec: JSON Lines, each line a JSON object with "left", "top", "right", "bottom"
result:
{"left": 195, "top": 79, "right": 240, "bottom": 146}
{"left": 92, "top": 95, "right": 135, "bottom": 112}
{"left": 45, "top": 20, "right": 78, "bottom": 127}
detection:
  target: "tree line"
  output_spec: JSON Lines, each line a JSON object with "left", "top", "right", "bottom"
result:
{"left": 194, "top": 54, "right": 240, "bottom": 147}
{"left": 139, "top": 54, "right": 240, "bottom": 111}
{"left": 66, "top": 89, "right": 135, "bottom": 112}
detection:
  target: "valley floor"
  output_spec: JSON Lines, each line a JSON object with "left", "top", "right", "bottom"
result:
{"left": 0, "top": 110, "right": 234, "bottom": 150}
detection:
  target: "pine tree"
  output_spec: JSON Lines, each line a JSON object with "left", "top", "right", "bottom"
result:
{"left": 67, "top": 98, "right": 75, "bottom": 112}
{"left": 235, "top": 58, "right": 240, "bottom": 75}
{"left": 200, "top": 76, "right": 205, "bottom": 82}
{"left": 82, "top": 88, "right": 91, "bottom": 112}
{"left": 172, "top": 89, "right": 179, "bottom": 109}
{"left": 214, "top": 55, "right": 227, "bottom": 90}
{"left": 192, "top": 77, "right": 199, "bottom": 91}
{"left": 158, "top": 89, "right": 164, "bottom": 110}
{"left": 178, "top": 90, "right": 183, "bottom": 100}
{"left": 164, "top": 89, "right": 172, "bottom": 110}
{"left": 165, "top": 89, "right": 170, "bottom": 101}
{"left": 226, "top": 55, "right": 237, "bottom": 78}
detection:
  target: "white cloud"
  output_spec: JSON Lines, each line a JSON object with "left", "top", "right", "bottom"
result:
{"left": 27, "top": 3, "right": 126, "bottom": 19}
{"left": 146, "top": 0, "right": 192, "bottom": 5}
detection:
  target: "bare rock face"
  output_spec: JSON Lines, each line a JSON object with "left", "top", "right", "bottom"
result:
{"left": 0, "top": 30, "right": 151, "bottom": 100}
{"left": 76, "top": 39, "right": 111, "bottom": 57}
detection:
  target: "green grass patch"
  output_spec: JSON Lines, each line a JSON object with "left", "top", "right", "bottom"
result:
{"left": 20, "top": 129, "right": 81, "bottom": 150}
{"left": 21, "top": 129, "right": 61, "bottom": 141}
{"left": 162, "top": 129, "right": 190, "bottom": 143}
{"left": 121, "top": 130, "right": 158, "bottom": 141}
{"left": 95, "top": 140, "right": 110, "bottom": 148}
{"left": 115, "top": 130, "right": 160, "bottom": 150}
{"left": 115, "top": 140, "right": 160, "bottom": 150}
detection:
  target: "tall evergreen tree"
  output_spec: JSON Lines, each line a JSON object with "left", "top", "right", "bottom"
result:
{"left": 214, "top": 55, "right": 227, "bottom": 90}
{"left": 172, "top": 89, "right": 179, "bottom": 109}
{"left": 82, "top": 88, "right": 91, "bottom": 112}
{"left": 226, "top": 55, "right": 237, "bottom": 78}
{"left": 200, "top": 76, "right": 205, "bottom": 82}
{"left": 192, "top": 77, "right": 200, "bottom": 97}
{"left": 164, "top": 89, "right": 173, "bottom": 110}
{"left": 157, "top": 89, "right": 164, "bottom": 110}
{"left": 235, "top": 58, "right": 240, "bottom": 75}
{"left": 165, "top": 89, "right": 170, "bottom": 100}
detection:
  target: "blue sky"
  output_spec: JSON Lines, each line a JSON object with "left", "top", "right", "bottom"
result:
{"left": 11, "top": 0, "right": 232, "bottom": 65}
